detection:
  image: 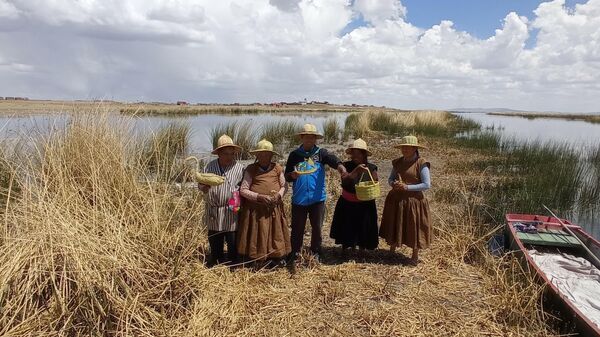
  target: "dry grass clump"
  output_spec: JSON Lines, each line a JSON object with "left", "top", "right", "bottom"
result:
{"left": 345, "top": 110, "right": 454, "bottom": 139}
{"left": 0, "top": 145, "right": 21, "bottom": 210}
{"left": 344, "top": 112, "right": 371, "bottom": 139}
{"left": 141, "top": 122, "right": 191, "bottom": 182}
{"left": 0, "top": 114, "right": 204, "bottom": 336}
{"left": 322, "top": 118, "right": 341, "bottom": 143}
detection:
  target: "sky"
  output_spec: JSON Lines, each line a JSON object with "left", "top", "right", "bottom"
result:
{"left": 0, "top": 0, "right": 599, "bottom": 112}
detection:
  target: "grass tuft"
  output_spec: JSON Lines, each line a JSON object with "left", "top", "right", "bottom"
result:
{"left": 141, "top": 122, "right": 190, "bottom": 182}
{"left": 322, "top": 118, "right": 341, "bottom": 143}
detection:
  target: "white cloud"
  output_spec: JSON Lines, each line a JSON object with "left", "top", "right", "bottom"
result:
{"left": 353, "top": 0, "right": 407, "bottom": 24}
{"left": 0, "top": 0, "right": 19, "bottom": 18}
{"left": 0, "top": 0, "right": 599, "bottom": 112}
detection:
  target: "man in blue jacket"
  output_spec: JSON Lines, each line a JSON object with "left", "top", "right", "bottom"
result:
{"left": 285, "top": 124, "right": 347, "bottom": 264}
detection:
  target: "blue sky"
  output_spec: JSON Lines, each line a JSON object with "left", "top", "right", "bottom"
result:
{"left": 343, "top": 0, "right": 587, "bottom": 48}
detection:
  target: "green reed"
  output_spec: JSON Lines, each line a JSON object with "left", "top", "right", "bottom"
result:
{"left": 322, "top": 118, "right": 341, "bottom": 143}
{"left": 209, "top": 121, "right": 259, "bottom": 160}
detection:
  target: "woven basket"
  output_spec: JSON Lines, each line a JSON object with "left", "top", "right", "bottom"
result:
{"left": 355, "top": 168, "right": 380, "bottom": 201}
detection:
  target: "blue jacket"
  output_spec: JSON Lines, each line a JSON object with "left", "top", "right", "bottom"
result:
{"left": 285, "top": 146, "right": 341, "bottom": 206}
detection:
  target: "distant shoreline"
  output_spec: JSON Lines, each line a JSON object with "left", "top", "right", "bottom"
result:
{"left": 0, "top": 99, "right": 444, "bottom": 117}
{"left": 487, "top": 111, "right": 600, "bottom": 124}
{"left": 0, "top": 99, "right": 398, "bottom": 116}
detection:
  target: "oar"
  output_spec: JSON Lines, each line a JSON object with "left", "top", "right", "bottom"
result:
{"left": 542, "top": 205, "right": 600, "bottom": 267}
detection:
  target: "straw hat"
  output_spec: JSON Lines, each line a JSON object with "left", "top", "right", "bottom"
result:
{"left": 345, "top": 138, "right": 372, "bottom": 156}
{"left": 297, "top": 123, "right": 323, "bottom": 139}
{"left": 211, "top": 134, "right": 243, "bottom": 155}
{"left": 249, "top": 139, "right": 280, "bottom": 156}
{"left": 394, "top": 135, "right": 428, "bottom": 149}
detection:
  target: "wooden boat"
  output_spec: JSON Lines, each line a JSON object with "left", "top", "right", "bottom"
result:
{"left": 505, "top": 213, "right": 600, "bottom": 336}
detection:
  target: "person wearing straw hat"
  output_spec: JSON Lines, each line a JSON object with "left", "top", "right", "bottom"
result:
{"left": 285, "top": 123, "right": 348, "bottom": 265}
{"left": 379, "top": 135, "right": 431, "bottom": 265}
{"left": 237, "top": 139, "right": 291, "bottom": 268}
{"left": 199, "top": 134, "right": 245, "bottom": 267}
{"left": 329, "top": 138, "right": 379, "bottom": 254}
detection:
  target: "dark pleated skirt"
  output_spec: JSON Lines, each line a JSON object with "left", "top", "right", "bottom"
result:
{"left": 329, "top": 196, "right": 378, "bottom": 250}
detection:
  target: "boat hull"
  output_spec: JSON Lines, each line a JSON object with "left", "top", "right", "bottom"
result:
{"left": 505, "top": 213, "right": 600, "bottom": 337}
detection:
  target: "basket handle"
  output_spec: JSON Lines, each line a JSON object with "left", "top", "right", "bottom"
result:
{"left": 359, "top": 166, "right": 375, "bottom": 183}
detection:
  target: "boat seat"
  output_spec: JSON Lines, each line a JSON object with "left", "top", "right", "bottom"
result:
{"left": 517, "top": 231, "right": 582, "bottom": 248}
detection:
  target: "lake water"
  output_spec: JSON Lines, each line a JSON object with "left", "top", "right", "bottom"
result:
{"left": 454, "top": 112, "right": 600, "bottom": 149}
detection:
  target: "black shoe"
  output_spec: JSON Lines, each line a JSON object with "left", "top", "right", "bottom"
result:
{"left": 287, "top": 251, "right": 299, "bottom": 263}
{"left": 287, "top": 260, "right": 297, "bottom": 274}
{"left": 312, "top": 253, "right": 321, "bottom": 264}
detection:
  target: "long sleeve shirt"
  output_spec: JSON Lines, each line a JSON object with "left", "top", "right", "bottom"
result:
{"left": 240, "top": 165, "right": 287, "bottom": 201}
{"left": 388, "top": 165, "right": 431, "bottom": 192}
{"left": 203, "top": 159, "right": 245, "bottom": 232}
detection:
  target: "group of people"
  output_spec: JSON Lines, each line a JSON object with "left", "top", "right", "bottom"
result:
{"left": 199, "top": 123, "right": 431, "bottom": 269}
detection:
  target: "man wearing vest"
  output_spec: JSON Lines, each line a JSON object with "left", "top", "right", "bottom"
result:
{"left": 285, "top": 124, "right": 348, "bottom": 266}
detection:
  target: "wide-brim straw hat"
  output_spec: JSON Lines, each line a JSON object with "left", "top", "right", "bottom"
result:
{"left": 249, "top": 139, "right": 280, "bottom": 156}
{"left": 345, "top": 138, "right": 372, "bottom": 156}
{"left": 394, "top": 135, "right": 428, "bottom": 149}
{"left": 297, "top": 123, "right": 323, "bottom": 139}
{"left": 211, "top": 134, "right": 243, "bottom": 155}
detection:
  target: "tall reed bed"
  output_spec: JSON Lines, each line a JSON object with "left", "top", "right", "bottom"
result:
{"left": 579, "top": 146, "right": 600, "bottom": 216}
{"left": 0, "top": 114, "right": 204, "bottom": 336}
{"left": 343, "top": 112, "right": 370, "bottom": 139}
{"left": 209, "top": 121, "right": 258, "bottom": 159}
{"left": 260, "top": 120, "right": 299, "bottom": 145}
{"left": 322, "top": 118, "right": 341, "bottom": 143}
{"left": 343, "top": 110, "right": 459, "bottom": 139}
{"left": 141, "top": 122, "right": 191, "bottom": 182}
{"left": 0, "top": 146, "right": 21, "bottom": 210}
{"left": 455, "top": 131, "right": 503, "bottom": 152}
{"left": 456, "top": 129, "right": 600, "bottom": 224}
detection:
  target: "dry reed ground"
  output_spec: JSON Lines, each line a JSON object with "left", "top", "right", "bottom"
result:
{"left": 180, "top": 135, "right": 554, "bottom": 336}
{"left": 0, "top": 112, "right": 557, "bottom": 336}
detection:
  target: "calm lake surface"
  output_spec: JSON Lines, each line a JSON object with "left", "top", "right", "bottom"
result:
{"left": 454, "top": 112, "right": 600, "bottom": 148}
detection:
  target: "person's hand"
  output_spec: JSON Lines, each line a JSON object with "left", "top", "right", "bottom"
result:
{"left": 352, "top": 164, "right": 368, "bottom": 174}
{"left": 271, "top": 192, "right": 282, "bottom": 204}
{"left": 257, "top": 194, "right": 272, "bottom": 204}
{"left": 337, "top": 164, "right": 348, "bottom": 176}
{"left": 198, "top": 183, "right": 210, "bottom": 193}
{"left": 289, "top": 171, "right": 300, "bottom": 180}
{"left": 393, "top": 182, "right": 408, "bottom": 191}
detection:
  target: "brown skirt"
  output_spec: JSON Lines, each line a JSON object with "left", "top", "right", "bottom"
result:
{"left": 237, "top": 201, "right": 291, "bottom": 260}
{"left": 379, "top": 190, "right": 431, "bottom": 249}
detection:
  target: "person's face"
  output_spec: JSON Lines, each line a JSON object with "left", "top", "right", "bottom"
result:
{"left": 218, "top": 147, "right": 237, "bottom": 165}
{"left": 350, "top": 149, "right": 366, "bottom": 163}
{"left": 401, "top": 146, "right": 417, "bottom": 158}
{"left": 255, "top": 152, "right": 273, "bottom": 165}
{"left": 301, "top": 135, "right": 317, "bottom": 149}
